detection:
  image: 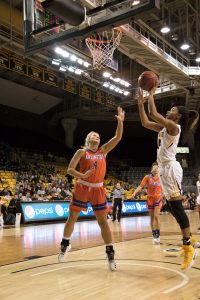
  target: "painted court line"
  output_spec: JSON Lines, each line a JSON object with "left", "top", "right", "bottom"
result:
{"left": 32, "top": 261, "right": 189, "bottom": 294}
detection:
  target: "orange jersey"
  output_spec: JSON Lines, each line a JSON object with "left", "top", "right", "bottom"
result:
{"left": 79, "top": 148, "right": 106, "bottom": 183}
{"left": 140, "top": 174, "right": 162, "bottom": 198}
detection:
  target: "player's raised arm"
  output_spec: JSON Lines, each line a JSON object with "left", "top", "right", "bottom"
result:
{"left": 147, "top": 88, "right": 179, "bottom": 135}
{"left": 137, "top": 88, "right": 163, "bottom": 132}
{"left": 101, "top": 106, "right": 124, "bottom": 155}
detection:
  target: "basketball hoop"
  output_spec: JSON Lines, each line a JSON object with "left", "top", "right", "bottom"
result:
{"left": 85, "top": 28, "right": 122, "bottom": 70}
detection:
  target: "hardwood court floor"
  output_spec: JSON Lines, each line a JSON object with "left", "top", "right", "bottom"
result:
{"left": 0, "top": 212, "right": 200, "bottom": 300}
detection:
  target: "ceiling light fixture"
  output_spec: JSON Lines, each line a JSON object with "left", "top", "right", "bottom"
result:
{"left": 52, "top": 59, "right": 61, "bottom": 65}
{"left": 103, "top": 82, "right": 109, "bottom": 88}
{"left": 55, "top": 47, "right": 69, "bottom": 57}
{"left": 102, "top": 82, "right": 130, "bottom": 96}
{"left": 103, "top": 72, "right": 111, "bottom": 78}
{"left": 59, "top": 65, "right": 67, "bottom": 72}
{"left": 132, "top": 0, "right": 140, "bottom": 6}
{"left": 195, "top": 53, "right": 200, "bottom": 62}
{"left": 160, "top": 25, "right": 170, "bottom": 34}
{"left": 83, "top": 62, "right": 90, "bottom": 68}
{"left": 180, "top": 42, "right": 190, "bottom": 50}
{"left": 70, "top": 55, "right": 78, "bottom": 62}
{"left": 75, "top": 69, "right": 82, "bottom": 75}
{"left": 68, "top": 66, "right": 75, "bottom": 72}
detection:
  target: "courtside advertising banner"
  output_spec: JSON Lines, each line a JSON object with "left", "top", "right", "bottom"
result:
{"left": 21, "top": 201, "right": 147, "bottom": 222}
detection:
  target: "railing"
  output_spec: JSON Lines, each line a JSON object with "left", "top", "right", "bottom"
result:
{"left": 122, "top": 21, "right": 200, "bottom": 77}
{"left": 121, "top": 21, "right": 190, "bottom": 75}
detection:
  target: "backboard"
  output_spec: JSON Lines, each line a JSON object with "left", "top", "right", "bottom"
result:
{"left": 23, "top": 0, "right": 160, "bottom": 56}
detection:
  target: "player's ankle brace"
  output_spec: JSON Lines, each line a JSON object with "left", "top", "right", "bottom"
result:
{"left": 152, "top": 230, "right": 157, "bottom": 238}
{"left": 61, "top": 238, "right": 70, "bottom": 247}
{"left": 106, "top": 245, "right": 114, "bottom": 253}
{"left": 183, "top": 237, "right": 191, "bottom": 246}
{"left": 156, "top": 229, "right": 160, "bottom": 237}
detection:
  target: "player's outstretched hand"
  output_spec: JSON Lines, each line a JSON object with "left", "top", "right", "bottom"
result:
{"left": 148, "top": 86, "right": 157, "bottom": 99}
{"left": 115, "top": 106, "right": 125, "bottom": 122}
{"left": 137, "top": 88, "right": 145, "bottom": 105}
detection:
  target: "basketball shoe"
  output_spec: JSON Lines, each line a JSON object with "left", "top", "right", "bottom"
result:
{"left": 190, "top": 237, "right": 200, "bottom": 248}
{"left": 152, "top": 229, "right": 160, "bottom": 245}
{"left": 106, "top": 246, "right": 116, "bottom": 271}
{"left": 58, "top": 241, "right": 71, "bottom": 263}
{"left": 180, "top": 237, "right": 199, "bottom": 256}
{"left": 152, "top": 236, "right": 160, "bottom": 245}
{"left": 181, "top": 244, "right": 198, "bottom": 270}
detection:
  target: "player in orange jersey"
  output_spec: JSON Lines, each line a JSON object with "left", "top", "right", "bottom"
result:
{"left": 58, "top": 107, "right": 125, "bottom": 271}
{"left": 132, "top": 163, "right": 163, "bottom": 244}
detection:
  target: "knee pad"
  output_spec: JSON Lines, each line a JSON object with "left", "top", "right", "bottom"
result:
{"left": 167, "top": 200, "right": 189, "bottom": 229}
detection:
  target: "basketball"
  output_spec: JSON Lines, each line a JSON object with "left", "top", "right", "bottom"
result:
{"left": 138, "top": 71, "right": 159, "bottom": 92}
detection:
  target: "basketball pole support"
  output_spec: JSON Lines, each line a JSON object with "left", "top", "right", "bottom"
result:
{"left": 23, "top": 0, "right": 160, "bottom": 55}
{"left": 23, "top": 0, "right": 35, "bottom": 52}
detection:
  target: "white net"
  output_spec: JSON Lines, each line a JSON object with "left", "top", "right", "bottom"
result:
{"left": 85, "top": 28, "right": 122, "bottom": 70}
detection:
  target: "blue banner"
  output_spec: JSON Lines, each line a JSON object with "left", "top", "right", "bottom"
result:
{"left": 21, "top": 201, "right": 147, "bottom": 222}
{"left": 121, "top": 201, "right": 147, "bottom": 214}
{"left": 21, "top": 202, "right": 70, "bottom": 222}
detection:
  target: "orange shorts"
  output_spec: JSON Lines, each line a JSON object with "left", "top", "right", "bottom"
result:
{"left": 147, "top": 197, "right": 162, "bottom": 212}
{"left": 70, "top": 182, "right": 108, "bottom": 215}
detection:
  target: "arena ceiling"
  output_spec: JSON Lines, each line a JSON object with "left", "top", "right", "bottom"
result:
{"left": 0, "top": 0, "right": 200, "bottom": 117}
{"left": 0, "top": 77, "right": 62, "bottom": 114}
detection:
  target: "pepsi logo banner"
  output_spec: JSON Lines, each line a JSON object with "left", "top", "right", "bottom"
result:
{"left": 21, "top": 201, "right": 147, "bottom": 222}
{"left": 21, "top": 203, "right": 70, "bottom": 222}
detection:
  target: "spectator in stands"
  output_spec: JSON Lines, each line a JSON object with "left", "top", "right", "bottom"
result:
{"left": 111, "top": 182, "right": 125, "bottom": 222}
{"left": 32, "top": 193, "right": 39, "bottom": 201}
{"left": 182, "top": 193, "right": 189, "bottom": 210}
{"left": 43, "top": 195, "right": 49, "bottom": 202}
{"left": 15, "top": 193, "right": 23, "bottom": 202}
{"left": 132, "top": 163, "right": 163, "bottom": 244}
{"left": 24, "top": 192, "right": 32, "bottom": 202}
{"left": 196, "top": 173, "right": 200, "bottom": 233}
{"left": 4, "top": 193, "right": 12, "bottom": 201}
{"left": 4, "top": 195, "right": 17, "bottom": 225}
{"left": 37, "top": 186, "right": 45, "bottom": 197}
{"left": 0, "top": 186, "right": 12, "bottom": 197}
{"left": 51, "top": 192, "right": 60, "bottom": 201}
{"left": 58, "top": 107, "right": 124, "bottom": 271}
{"left": 137, "top": 86, "right": 199, "bottom": 270}
{"left": 62, "top": 188, "right": 72, "bottom": 200}
{"left": 188, "top": 192, "right": 196, "bottom": 210}
{"left": 0, "top": 197, "right": 6, "bottom": 228}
